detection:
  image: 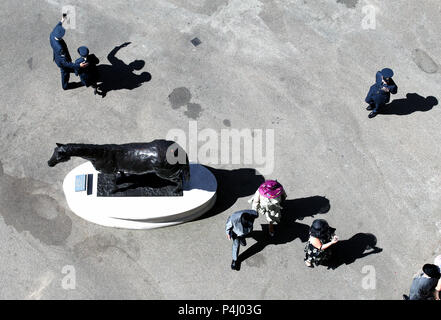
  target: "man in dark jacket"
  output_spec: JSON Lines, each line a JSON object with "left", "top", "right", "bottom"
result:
{"left": 49, "top": 16, "right": 87, "bottom": 90}
{"left": 365, "top": 68, "right": 398, "bottom": 118}
{"left": 75, "top": 46, "right": 101, "bottom": 95}
{"left": 225, "top": 209, "right": 258, "bottom": 270}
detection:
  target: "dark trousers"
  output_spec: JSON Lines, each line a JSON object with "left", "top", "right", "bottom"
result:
{"left": 231, "top": 232, "right": 246, "bottom": 261}
{"left": 366, "top": 100, "right": 384, "bottom": 113}
{"left": 60, "top": 68, "right": 74, "bottom": 90}
{"left": 365, "top": 85, "right": 386, "bottom": 113}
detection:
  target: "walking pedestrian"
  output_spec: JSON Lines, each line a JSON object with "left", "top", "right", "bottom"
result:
{"left": 304, "top": 219, "right": 338, "bottom": 267}
{"left": 365, "top": 68, "right": 398, "bottom": 118}
{"left": 225, "top": 210, "right": 258, "bottom": 270}
{"left": 248, "top": 180, "right": 286, "bottom": 237}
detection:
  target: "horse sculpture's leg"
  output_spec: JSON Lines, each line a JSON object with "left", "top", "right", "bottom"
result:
{"left": 154, "top": 171, "right": 183, "bottom": 194}
{"left": 115, "top": 171, "right": 126, "bottom": 185}
{"left": 174, "top": 179, "right": 183, "bottom": 193}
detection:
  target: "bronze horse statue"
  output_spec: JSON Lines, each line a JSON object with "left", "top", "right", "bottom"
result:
{"left": 48, "top": 139, "right": 190, "bottom": 191}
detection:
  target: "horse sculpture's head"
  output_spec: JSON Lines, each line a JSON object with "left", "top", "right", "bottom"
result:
{"left": 48, "top": 143, "right": 71, "bottom": 167}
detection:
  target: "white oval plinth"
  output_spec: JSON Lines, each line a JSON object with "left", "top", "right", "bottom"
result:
{"left": 63, "top": 162, "right": 217, "bottom": 229}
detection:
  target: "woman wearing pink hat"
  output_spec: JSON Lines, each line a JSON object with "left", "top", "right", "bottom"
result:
{"left": 248, "top": 180, "right": 286, "bottom": 236}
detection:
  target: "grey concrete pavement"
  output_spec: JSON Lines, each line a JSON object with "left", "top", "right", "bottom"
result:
{"left": 1, "top": 0, "right": 441, "bottom": 299}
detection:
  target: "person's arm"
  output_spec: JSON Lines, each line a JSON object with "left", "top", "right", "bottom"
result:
{"left": 375, "top": 71, "right": 383, "bottom": 86}
{"left": 310, "top": 236, "right": 338, "bottom": 250}
{"left": 225, "top": 217, "right": 233, "bottom": 240}
{"left": 321, "top": 239, "right": 337, "bottom": 250}
{"left": 73, "top": 58, "right": 84, "bottom": 75}
{"left": 58, "top": 55, "right": 78, "bottom": 70}
{"left": 387, "top": 80, "right": 397, "bottom": 94}
{"left": 434, "top": 279, "right": 441, "bottom": 300}
{"left": 248, "top": 190, "right": 260, "bottom": 210}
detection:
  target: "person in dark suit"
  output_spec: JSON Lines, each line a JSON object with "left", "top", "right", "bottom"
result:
{"left": 75, "top": 46, "right": 101, "bottom": 95}
{"left": 49, "top": 16, "right": 87, "bottom": 90}
{"left": 225, "top": 210, "right": 258, "bottom": 270}
{"left": 365, "top": 68, "right": 398, "bottom": 118}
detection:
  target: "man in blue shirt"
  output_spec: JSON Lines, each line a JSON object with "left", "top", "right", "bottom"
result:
{"left": 365, "top": 68, "right": 398, "bottom": 118}
{"left": 49, "top": 16, "right": 87, "bottom": 90}
{"left": 225, "top": 210, "right": 258, "bottom": 270}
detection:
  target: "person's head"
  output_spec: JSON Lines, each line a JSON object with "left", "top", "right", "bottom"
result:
{"left": 240, "top": 210, "right": 258, "bottom": 228}
{"left": 423, "top": 264, "right": 441, "bottom": 279}
{"left": 310, "top": 219, "right": 331, "bottom": 239}
{"left": 53, "top": 24, "right": 65, "bottom": 40}
{"left": 139, "top": 72, "right": 152, "bottom": 82}
{"left": 129, "top": 60, "right": 145, "bottom": 71}
{"left": 381, "top": 68, "right": 394, "bottom": 80}
{"left": 77, "top": 46, "right": 89, "bottom": 58}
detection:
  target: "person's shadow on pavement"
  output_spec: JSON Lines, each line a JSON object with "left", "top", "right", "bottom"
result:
{"left": 197, "top": 166, "right": 265, "bottom": 220}
{"left": 282, "top": 196, "right": 331, "bottom": 220}
{"left": 380, "top": 93, "right": 438, "bottom": 115}
{"left": 323, "top": 233, "right": 383, "bottom": 270}
{"left": 97, "top": 42, "right": 151, "bottom": 97}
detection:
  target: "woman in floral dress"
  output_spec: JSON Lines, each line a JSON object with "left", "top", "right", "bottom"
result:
{"left": 248, "top": 180, "right": 286, "bottom": 236}
{"left": 304, "top": 219, "right": 339, "bottom": 267}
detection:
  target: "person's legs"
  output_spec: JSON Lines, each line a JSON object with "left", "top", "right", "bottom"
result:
{"left": 232, "top": 237, "right": 240, "bottom": 261}
{"left": 373, "top": 102, "right": 383, "bottom": 113}
{"left": 231, "top": 236, "right": 240, "bottom": 270}
{"left": 61, "top": 68, "right": 70, "bottom": 90}
{"left": 369, "top": 102, "right": 383, "bottom": 118}
{"left": 365, "top": 85, "right": 376, "bottom": 109}
{"left": 268, "top": 222, "right": 275, "bottom": 236}
{"left": 366, "top": 99, "right": 375, "bottom": 110}
{"left": 264, "top": 211, "right": 277, "bottom": 236}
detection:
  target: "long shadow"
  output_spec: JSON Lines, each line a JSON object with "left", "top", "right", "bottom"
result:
{"left": 281, "top": 196, "right": 330, "bottom": 221}
{"left": 237, "top": 221, "right": 310, "bottom": 266}
{"left": 323, "top": 233, "right": 383, "bottom": 270}
{"left": 380, "top": 93, "right": 438, "bottom": 116}
{"left": 196, "top": 166, "right": 265, "bottom": 220}
{"left": 97, "top": 42, "right": 152, "bottom": 97}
